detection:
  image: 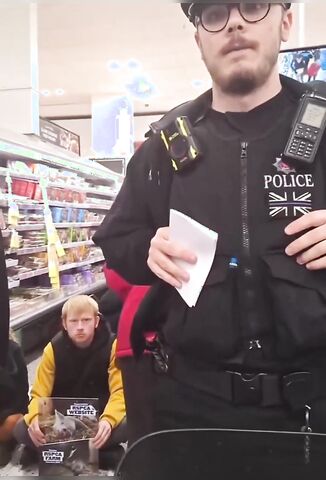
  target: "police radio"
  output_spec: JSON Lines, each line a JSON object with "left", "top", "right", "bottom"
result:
{"left": 284, "top": 92, "right": 326, "bottom": 165}
{"left": 160, "top": 116, "right": 202, "bottom": 172}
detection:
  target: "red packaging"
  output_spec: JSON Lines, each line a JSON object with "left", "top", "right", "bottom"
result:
{"left": 78, "top": 191, "right": 87, "bottom": 203}
{"left": 64, "top": 189, "right": 74, "bottom": 203}
{"left": 12, "top": 180, "right": 35, "bottom": 199}
{"left": 33, "top": 184, "right": 43, "bottom": 201}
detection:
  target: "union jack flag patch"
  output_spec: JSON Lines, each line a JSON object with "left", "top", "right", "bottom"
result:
{"left": 268, "top": 191, "right": 312, "bottom": 218}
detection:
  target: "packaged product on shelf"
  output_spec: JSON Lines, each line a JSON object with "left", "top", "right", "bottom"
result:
{"left": 12, "top": 179, "right": 36, "bottom": 199}
{"left": 19, "top": 212, "right": 44, "bottom": 225}
{"left": 50, "top": 188, "right": 66, "bottom": 202}
{"left": 78, "top": 228, "right": 89, "bottom": 241}
{"left": 58, "top": 229, "right": 69, "bottom": 244}
{"left": 7, "top": 160, "right": 34, "bottom": 175}
{"left": 76, "top": 191, "right": 87, "bottom": 203}
{"left": 51, "top": 207, "right": 69, "bottom": 223}
{"left": 64, "top": 189, "right": 73, "bottom": 203}
{"left": 77, "top": 209, "right": 86, "bottom": 223}
{"left": 0, "top": 209, "right": 6, "bottom": 229}
{"left": 31, "top": 163, "right": 56, "bottom": 180}
{"left": 33, "top": 184, "right": 43, "bottom": 201}
{"left": 66, "top": 207, "right": 78, "bottom": 223}
{"left": 60, "top": 273, "right": 78, "bottom": 286}
{"left": 71, "top": 190, "right": 79, "bottom": 203}
{"left": 72, "top": 246, "right": 87, "bottom": 262}
{"left": 22, "top": 232, "right": 46, "bottom": 248}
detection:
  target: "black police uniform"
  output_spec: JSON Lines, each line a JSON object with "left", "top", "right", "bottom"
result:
{"left": 93, "top": 75, "right": 326, "bottom": 432}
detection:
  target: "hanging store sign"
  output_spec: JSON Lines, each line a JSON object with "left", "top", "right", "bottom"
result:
{"left": 39, "top": 118, "right": 80, "bottom": 155}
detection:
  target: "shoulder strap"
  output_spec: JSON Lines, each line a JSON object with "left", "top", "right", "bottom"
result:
{"left": 305, "top": 80, "right": 326, "bottom": 98}
{"left": 147, "top": 89, "right": 212, "bottom": 136}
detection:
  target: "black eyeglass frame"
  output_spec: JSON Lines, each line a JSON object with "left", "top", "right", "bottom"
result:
{"left": 194, "top": 3, "right": 288, "bottom": 33}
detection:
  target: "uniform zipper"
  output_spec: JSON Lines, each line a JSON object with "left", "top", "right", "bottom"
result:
{"left": 240, "top": 142, "right": 250, "bottom": 259}
{"left": 240, "top": 141, "right": 262, "bottom": 351}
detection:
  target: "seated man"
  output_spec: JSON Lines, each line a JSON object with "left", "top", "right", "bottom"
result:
{"left": 0, "top": 331, "right": 29, "bottom": 466}
{"left": 14, "top": 295, "right": 127, "bottom": 470}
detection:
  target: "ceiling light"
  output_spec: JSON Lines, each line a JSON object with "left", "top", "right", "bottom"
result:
{"left": 125, "top": 75, "right": 158, "bottom": 100}
{"left": 107, "top": 60, "right": 122, "bottom": 71}
{"left": 41, "top": 89, "right": 51, "bottom": 96}
{"left": 191, "top": 79, "right": 205, "bottom": 89}
{"left": 127, "top": 59, "right": 141, "bottom": 70}
{"left": 55, "top": 88, "right": 65, "bottom": 96}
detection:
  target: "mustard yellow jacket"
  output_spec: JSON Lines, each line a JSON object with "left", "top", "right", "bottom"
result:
{"left": 24, "top": 339, "right": 125, "bottom": 429}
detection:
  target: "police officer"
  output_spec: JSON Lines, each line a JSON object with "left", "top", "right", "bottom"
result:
{"left": 94, "top": 3, "right": 326, "bottom": 433}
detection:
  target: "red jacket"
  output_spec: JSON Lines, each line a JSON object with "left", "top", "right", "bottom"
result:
{"left": 104, "top": 267, "right": 150, "bottom": 358}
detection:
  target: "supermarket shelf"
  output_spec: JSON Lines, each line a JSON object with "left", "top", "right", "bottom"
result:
{"left": 13, "top": 222, "right": 101, "bottom": 231}
{"left": 10, "top": 278, "right": 107, "bottom": 330}
{"left": 8, "top": 279, "right": 20, "bottom": 289}
{"left": 0, "top": 166, "right": 37, "bottom": 181}
{"left": 0, "top": 200, "right": 43, "bottom": 210}
{"left": 0, "top": 198, "right": 112, "bottom": 211}
{"left": 15, "top": 224, "right": 45, "bottom": 231}
{"left": 7, "top": 246, "right": 46, "bottom": 255}
{"left": 0, "top": 167, "right": 117, "bottom": 199}
{"left": 59, "top": 255, "right": 105, "bottom": 272}
{"left": 13, "top": 255, "right": 105, "bottom": 281}
{"left": 48, "top": 200, "right": 112, "bottom": 210}
{"left": 62, "top": 239, "right": 94, "bottom": 249}
{"left": 6, "top": 258, "right": 18, "bottom": 268}
{"left": 55, "top": 222, "right": 101, "bottom": 228}
{"left": 1, "top": 229, "right": 10, "bottom": 238}
{"left": 0, "top": 128, "right": 122, "bottom": 185}
{"left": 6, "top": 239, "right": 95, "bottom": 256}
{"left": 48, "top": 181, "right": 117, "bottom": 199}
{"left": 18, "top": 267, "right": 49, "bottom": 280}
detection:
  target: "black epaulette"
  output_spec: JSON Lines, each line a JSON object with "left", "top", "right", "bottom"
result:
{"left": 279, "top": 74, "right": 326, "bottom": 99}
{"left": 307, "top": 80, "right": 326, "bottom": 98}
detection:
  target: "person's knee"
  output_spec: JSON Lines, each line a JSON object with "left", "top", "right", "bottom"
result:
{"left": 0, "top": 414, "right": 23, "bottom": 442}
{"left": 12, "top": 416, "right": 28, "bottom": 444}
{"left": 105, "top": 418, "right": 128, "bottom": 448}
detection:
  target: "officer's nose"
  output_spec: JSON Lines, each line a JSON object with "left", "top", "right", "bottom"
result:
{"left": 226, "top": 6, "right": 245, "bottom": 33}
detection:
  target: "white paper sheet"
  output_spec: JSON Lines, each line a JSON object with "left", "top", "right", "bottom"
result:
{"left": 169, "top": 209, "right": 218, "bottom": 307}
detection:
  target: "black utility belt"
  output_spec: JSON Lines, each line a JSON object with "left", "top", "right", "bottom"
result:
{"left": 168, "top": 354, "right": 326, "bottom": 411}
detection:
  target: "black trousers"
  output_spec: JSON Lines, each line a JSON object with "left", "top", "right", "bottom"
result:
{"left": 152, "top": 373, "right": 326, "bottom": 434}
{"left": 119, "top": 355, "right": 156, "bottom": 446}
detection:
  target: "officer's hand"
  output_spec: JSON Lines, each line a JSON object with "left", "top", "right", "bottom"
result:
{"left": 28, "top": 417, "right": 46, "bottom": 447}
{"left": 285, "top": 210, "right": 326, "bottom": 269}
{"left": 91, "top": 420, "right": 112, "bottom": 449}
{"left": 148, "top": 227, "right": 197, "bottom": 288}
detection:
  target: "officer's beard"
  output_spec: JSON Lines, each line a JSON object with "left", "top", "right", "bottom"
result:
{"left": 208, "top": 49, "right": 279, "bottom": 96}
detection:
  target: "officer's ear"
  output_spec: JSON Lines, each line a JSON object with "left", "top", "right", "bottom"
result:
{"left": 281, "top": 7, "right": 293, "bottom": 43}
{"left": 195, "top": 30, "right": 204, "bottom": 61}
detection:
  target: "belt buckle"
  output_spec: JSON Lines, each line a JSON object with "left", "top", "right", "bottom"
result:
{"left": 232, "top": 372, "right": 263, "bottom": 406}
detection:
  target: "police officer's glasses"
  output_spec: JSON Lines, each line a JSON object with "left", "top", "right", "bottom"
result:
{"left": 196, "top": 3, "right": 277, "bottom": 33}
